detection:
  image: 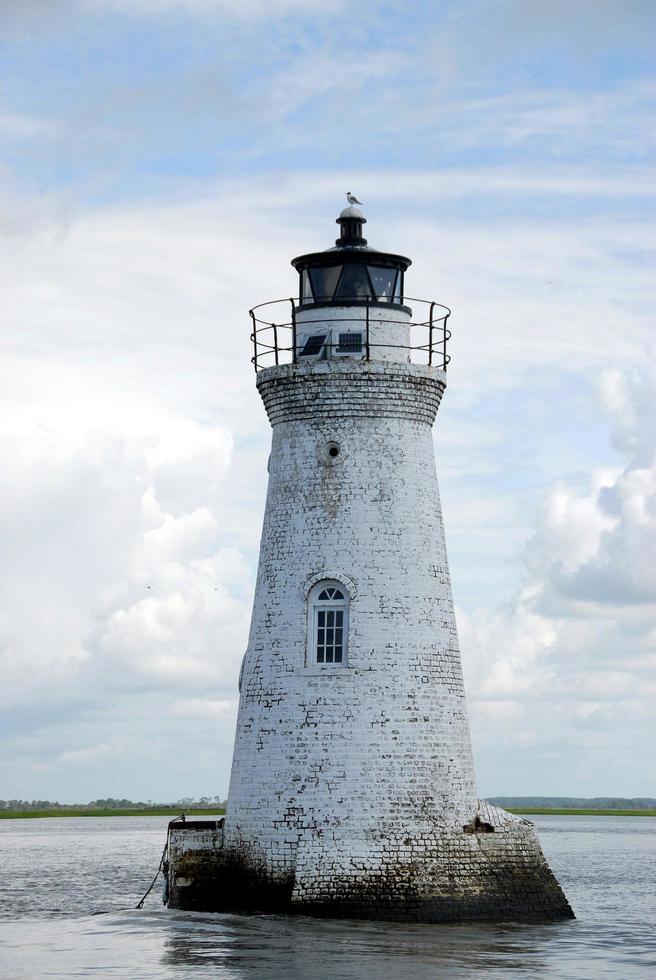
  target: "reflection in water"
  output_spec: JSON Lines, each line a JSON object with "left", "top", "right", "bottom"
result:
{"left": 159, "top": 912, "right": 558, "bottom": 980}
{"left": 0, "top": 815, "right": 654, "bottom": 979}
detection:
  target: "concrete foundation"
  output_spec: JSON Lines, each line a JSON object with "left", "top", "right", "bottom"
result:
{"left": 167, "top": 803, "right": 572, "bottom": 921}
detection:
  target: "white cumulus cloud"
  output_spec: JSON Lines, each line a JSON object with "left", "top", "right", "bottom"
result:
{"left": 461, "top": 353, "right": 656, "bottom": 794}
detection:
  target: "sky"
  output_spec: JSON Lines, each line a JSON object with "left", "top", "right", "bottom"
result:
{"left": 1, "top": 0, "right": 654, "bottom": 803}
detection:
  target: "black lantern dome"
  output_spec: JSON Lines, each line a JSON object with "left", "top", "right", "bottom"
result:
{"left": 291, "top": 205, "right": 411, "bottom": 309}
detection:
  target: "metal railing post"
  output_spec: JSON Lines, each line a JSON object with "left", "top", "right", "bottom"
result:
{"left": 250, "top": 310, "right": 258, "bottom": 372}
{"left": 249, "top": 296, "right": 449, "bottom": 373}
{"left": 290, "top": 298, "right": 297, "bottom": 364}
{"left": 272, "top": 323, "right": 279, "bottom": 365}
{"left": 428, "top": 301, "right": 435, "bottom": 367}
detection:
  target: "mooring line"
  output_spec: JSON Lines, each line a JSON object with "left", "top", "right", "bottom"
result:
{"left": 135, "top": 814, "right": 184, "bottom": 909}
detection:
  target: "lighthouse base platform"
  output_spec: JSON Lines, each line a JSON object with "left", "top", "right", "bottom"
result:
{"left": 166, "top": 803, "right": 573, "bottom": 923}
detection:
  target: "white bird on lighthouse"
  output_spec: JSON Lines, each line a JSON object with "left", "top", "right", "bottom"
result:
{"left": 346, "top": 191, "right": 363, "bottom": 205}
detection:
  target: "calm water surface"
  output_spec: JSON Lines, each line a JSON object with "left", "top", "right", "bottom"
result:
{"left": 0, "top": 815, "right": 654, "bottom": 979}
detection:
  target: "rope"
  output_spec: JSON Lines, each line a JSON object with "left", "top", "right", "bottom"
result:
{"left": 135, "top": 814, "right": 185, "bottom": 910}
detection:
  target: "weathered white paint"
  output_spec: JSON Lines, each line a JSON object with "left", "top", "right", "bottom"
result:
{"left": 167, "top": 820, "right": 225, "bottom": 909}
{"left": 202, "top": 223, "right": 572, "bottom": 922}
{"left": 226, "top": 348, "right": 477, "bottom": 871}
{"left": 295, "top": 304, "right": 411, "bottom": 363}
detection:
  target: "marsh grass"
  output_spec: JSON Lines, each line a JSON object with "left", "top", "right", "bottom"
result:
{"left": 508, "top": 807, "right": 656, "bottom": 817}
{"left": 0, "top": 807, "right": 226, "bottom": 819}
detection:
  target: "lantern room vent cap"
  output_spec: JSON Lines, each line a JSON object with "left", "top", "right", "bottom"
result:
{"left": 338, "top": 205, "right": 366, "bottom": 221}
{"left": 290, "top": 203, "right": 411, "bottom": 270}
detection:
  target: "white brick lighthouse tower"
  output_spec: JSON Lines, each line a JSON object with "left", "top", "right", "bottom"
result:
{"left": 168, "top": 203, "right": 572, "bottom": 922}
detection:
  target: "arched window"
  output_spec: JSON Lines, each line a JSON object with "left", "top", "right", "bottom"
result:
{"left": 307, "top": 581, "right": 349, "bottom": 666}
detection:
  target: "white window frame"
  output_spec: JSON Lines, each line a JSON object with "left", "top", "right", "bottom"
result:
{"left": 306, "top": 580, "right": 349, "bottom": 668}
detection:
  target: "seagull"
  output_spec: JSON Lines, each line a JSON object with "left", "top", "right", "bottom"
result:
{"left": 346, "top": 192, "right": 363, "bottom": 206}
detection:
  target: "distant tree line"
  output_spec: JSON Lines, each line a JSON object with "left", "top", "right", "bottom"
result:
{"left": 3, "top": 795, "right": 653, "bottom": 812}
{"left": 488, "top": 797, "right": 656, "bottom": 810}
{"left": 0, "top": 795, "right": 226, "bottom": 811}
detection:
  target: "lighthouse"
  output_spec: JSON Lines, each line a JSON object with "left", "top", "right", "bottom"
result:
{"left": 167, "top": 203, "right": 573, "bottom": 922}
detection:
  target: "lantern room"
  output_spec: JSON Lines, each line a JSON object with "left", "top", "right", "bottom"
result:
{"left": 291, "top": 205, "right": 411, "bottom": 309}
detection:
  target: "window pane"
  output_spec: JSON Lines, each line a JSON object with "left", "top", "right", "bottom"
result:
{"left": 309, "top": 266, "right": 342, "bottom": 302}
{"left": 393, "top": 271, "right": 403, "bottom": 303}
{"left": 368, "top": 266, "right": 397, "bottom": 301}
{"left": 312, "top": 585, "right": 348, "bottom": 666}
{"left": 300, "top": 334, "right": 327, "bottom": 357}
{"left": 334, "top": 264, "right": 373, "bottom": 300}
{"left": 301, "top": 270, "right": 313, "bottom": 303}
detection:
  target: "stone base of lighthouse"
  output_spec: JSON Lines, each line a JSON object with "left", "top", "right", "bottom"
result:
{"left": 167, "top": 801, "right": 572, "bottom": 921}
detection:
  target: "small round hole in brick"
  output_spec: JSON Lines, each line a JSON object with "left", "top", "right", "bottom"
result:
{"left": 323, "top": 441, "right": 342, "bottom": 464}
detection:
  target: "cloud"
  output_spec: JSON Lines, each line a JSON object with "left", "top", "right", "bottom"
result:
{"left": 0, "top": 0, "right": 341, "bottom": 31}
{"left": 432, "top": 82, "right": 656, "bottom": 161}
{"left": 0, "top": 0, "right": 653, "bottom": 804}
{"left": 0, "top": 411, "right": 248, "bottom": 705}
{"left": 0, "top": 168, "right": 652, "bottom": 797}
{"left": 2, "top": 0, "right": 653, "bottom": 205}
{"left": 86, "top": 0, "right": 339, "bottom": 11}
{"left": 83, "top": 0, "right": 342, "bottom": 18}
{"left": 171, "top": 697, "right": 236, "bottom": 719}
{"left": 89, "top": 544, "right": 251, "bottom": 688}
{"left": 493, "top": 0, "right": 656, "bottom": 47}
{"left": 0, "top": 112, "right": 58, "bottom": 140}
{"left": 0, "top": 0, "right": 72, "bottom": 29}
{"left": 58, "top": 741, "right": 114, "bottom": 764}
{"left": 0, "top": 400, "right": 253, "bottom": 798}
{"left": 527, "top": 359, "right": 656, "bottom": 608}
{"left": 460, "top": 353, "right": 656, "bottom": 793}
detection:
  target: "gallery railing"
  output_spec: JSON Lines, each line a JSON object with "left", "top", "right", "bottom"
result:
{"left": 249, "top": 297, "right": 451, "bottom": 372}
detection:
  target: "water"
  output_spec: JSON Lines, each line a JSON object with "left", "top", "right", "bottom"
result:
{"left": 0, "top": 815, "right": 654, "bottom": 979}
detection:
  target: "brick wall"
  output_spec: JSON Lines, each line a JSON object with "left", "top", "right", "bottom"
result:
{"left": 213, "top": 339, "right": 573, "bottom": 922}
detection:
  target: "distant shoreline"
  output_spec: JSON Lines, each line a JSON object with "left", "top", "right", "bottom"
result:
{"left": 1, "top": 806, "right": 654, "bottom": 820}
{"left": 507, "top": 807, "right": 655, "bottom": 817}
{"left": 0, "top": 807, "right": 226, "bottom": 820}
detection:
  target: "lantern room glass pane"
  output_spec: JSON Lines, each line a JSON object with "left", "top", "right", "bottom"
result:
{"left": 393, "top": 271, "right": 403, "bottom": 303}
{"left": 301, "top": 270, "right": 312, "bottom": 303}
{"left": 334, "top": 264, "right": 373, "bottom": 300}
{"left": 309, "top": 266, "right": 342, "bottom": 302}
{"left": 368, "top": 266, "right": 397, "bottom": 302}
